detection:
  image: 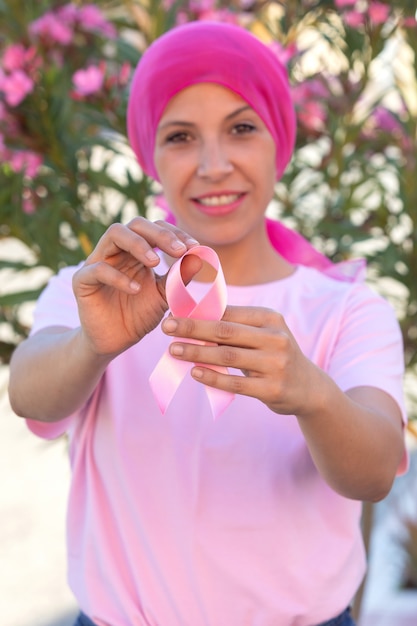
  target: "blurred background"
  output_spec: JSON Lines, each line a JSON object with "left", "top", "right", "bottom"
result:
{"left": 1, "top": 1, "right": 416, "bottom": 624}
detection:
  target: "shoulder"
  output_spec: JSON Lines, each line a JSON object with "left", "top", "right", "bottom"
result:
{"left": 294, "top": 266, "right": 402, "bottom": 346}
{"left": 298, "top": 265, "right": 394, "bottom": 308}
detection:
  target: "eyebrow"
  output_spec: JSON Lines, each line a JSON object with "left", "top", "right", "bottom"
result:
{"left": 157, "top": 104, "right": 253, "bottom": 130}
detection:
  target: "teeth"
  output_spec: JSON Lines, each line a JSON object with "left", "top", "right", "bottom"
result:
{"left": 198, "top": 194, "right": 240, "bottom": 206}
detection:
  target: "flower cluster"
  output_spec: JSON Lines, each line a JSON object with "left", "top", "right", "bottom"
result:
{"left": 162, "top": 0, "right": 244, "bottom": 26}
{"left": 0, "top": 4, "right": 117, "bottom": 104}
{"left": 335, "top": 0, "right": 416, "bottom": 29}
{"left": 0, "top": 2, "right": 135, "bottom": 215}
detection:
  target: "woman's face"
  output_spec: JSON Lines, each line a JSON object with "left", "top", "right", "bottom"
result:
{"left": 153, "top": 83, "right": 276, "bottom": 251}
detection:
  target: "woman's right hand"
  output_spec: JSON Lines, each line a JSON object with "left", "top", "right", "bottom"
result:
{"left": 72, "top": 217, "right": 201, "bottom": 358}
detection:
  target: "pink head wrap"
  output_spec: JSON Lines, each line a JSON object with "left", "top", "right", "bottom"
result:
{"left": 127, "top": 20, "right": 296, "bottom": 181}
{"left": 127, "top": 21, "right": 365, "bottom": 282}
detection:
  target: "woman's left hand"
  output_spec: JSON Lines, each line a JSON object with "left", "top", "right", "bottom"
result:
{"left": 162, "top": 304, "right": 317, "bottom": 417}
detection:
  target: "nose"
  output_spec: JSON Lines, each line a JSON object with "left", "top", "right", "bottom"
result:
{"left": 196, "top": 138, "right": 233, "bottom": 180}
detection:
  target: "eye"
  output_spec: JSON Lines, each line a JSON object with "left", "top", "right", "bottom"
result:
{"left": 232, "top": 122, "right": 256, "bottom": 135}
{"left": 165, "top": 131, "right": 192, "bottom": 144}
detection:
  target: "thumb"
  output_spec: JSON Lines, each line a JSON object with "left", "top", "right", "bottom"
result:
{"left": 156, "top": 253, "right": 203, "bottom": 302}
{"left": 179, "top": 253, "right": 203, "bottom": 285}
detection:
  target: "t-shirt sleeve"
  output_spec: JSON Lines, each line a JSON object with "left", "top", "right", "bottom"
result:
{"left": 327, "top": 282, "right": 408, "bottom": 473}
{"left": 25, "top": 264, "right": 83, "bottom": 440}
{"left": 30, "top": 264, "right": 82, "bottom": 334}
{"left": 327, "top": 282, "right": 406, "bottom": 421}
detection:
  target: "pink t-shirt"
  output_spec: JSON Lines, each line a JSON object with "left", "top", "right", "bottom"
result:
{"left": 26, "top": 262, "right": 406, "bottom": 626}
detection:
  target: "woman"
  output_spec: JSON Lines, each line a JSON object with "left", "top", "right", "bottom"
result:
{"left": 8, "top": 21, "right": 406, "bottom": 626}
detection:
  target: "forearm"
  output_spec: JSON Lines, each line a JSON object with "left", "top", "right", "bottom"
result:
{"left": 296, "top": 365, "right": 405, "bottom": 502}
{"left": 8, "top": 326, "right": 112, "bottom": 422}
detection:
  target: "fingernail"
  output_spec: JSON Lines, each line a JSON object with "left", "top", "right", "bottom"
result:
{"left": 145, "top": 250, "right": 159, "bottom": 262}
{"left": 192, "top": 368, "right": 203, "bottom": 379}
{"left": 170, "top": 344, "right": 184, "bottom": 356}
{"left": 171, "top": 240, "right": 186, "bottom": 251}
{"left": 186, "top": 237, "right": 199, "bottom": 245}
{"left": 163, "top": 318, "right": 178, "bottom": 333}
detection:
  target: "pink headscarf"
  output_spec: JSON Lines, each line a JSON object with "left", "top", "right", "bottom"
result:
{"left": 127, "top": 21, "right": 295, "bottom": 182}
{"left": 127, "top": 21, "right": 364, "bottom": 282}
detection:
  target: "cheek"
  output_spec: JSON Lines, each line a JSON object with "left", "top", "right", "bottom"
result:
{"left": 154, "top": 156, "right": 178, "bottom": 196}
{"left": 261, "top": 149, "right": 277, "bottom": 195}
{"left": 256, "top": 134, "right": 278, "bottom": 188}
{"left": 153, "top": 148, "right": 163, "bottom": 182}
{"left": 154, "top": 149, "right": 195, "bottom": 191}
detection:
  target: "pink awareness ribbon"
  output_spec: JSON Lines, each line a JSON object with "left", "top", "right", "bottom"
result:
{"left": 149, "top": 245, "right": 235, "bottom": 418}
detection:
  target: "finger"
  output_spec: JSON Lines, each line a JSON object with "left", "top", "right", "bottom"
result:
{"left": 128, "top": 217, "right": 200, "bottom": 260}
{"left": 154, "top": 253, "right": 204, "bottom": 302}
{"left": 73, "top": 261, "right": 141, "bottom": 295}
{"left": 152, "top": 219, "right": 200, "bottom": 248}
{"left": 191, "top": 365, "right": 263, "bottom": 399}
{"left": 88, "top": 218, "right": 199, "bottom": 267}
{"left": 162, "top": 316, "right": 270, "bottom": 350}
{"left": 222, "top": 305, "right": 286, "bottom": 329}
{"left": 180, "top": 254, "right": 203, "bottom": 285}
{"left": 169, "top": 341, "right": 268, "bottom": 374}
{"left": 87, "top": 221, "right": 161, "bottom": 267}
{"left": 191, "top": 365, "right": 288, "bottom": 410}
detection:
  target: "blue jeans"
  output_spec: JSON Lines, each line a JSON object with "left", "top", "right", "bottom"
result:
{"left": 72, "top": 614, "right": 97, "bottom": 626}
{"left": 73, "top": 607, "right": 355, "bottom": 626}
{"left": 319, "top": 607, "right": 356, "bottom": 626}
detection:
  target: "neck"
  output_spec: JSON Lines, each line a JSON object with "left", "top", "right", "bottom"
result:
{"left": 195, "top": 236, "right": 295, "bottom": 286}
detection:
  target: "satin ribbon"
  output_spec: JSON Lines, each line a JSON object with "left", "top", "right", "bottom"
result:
{"left": 149, "top": 245, "right": 235, "bottom": 418}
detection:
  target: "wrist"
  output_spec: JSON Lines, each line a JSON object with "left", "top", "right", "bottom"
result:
{"left": 75, "top": 327, "right": 117, "bottom": 370}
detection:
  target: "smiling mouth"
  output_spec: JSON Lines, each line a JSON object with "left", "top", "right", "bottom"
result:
{"left": 194, "top": 193, "right": 244, "bottom": 207}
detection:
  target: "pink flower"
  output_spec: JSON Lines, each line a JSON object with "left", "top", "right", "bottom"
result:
{"left": 78, "top": 5, "right": 117, "bottom": 38}
{"left": 335, "top": 0, "right": 357, "bottom": 7}
{"left": 292, "top": 79, "right": 329, "bottom": 103}
{"left": 368, "top": 2, "right": 390, "bottom": 25}
{"left": 400, "top": 16, "right": 417, "bottom": 29}
{"left": 72, "top": 65, "right": 105, "bottom": 96}
{"left": 176, "top": 11, "right": 189, "bottom": 25}
{"left": 0, "top": 133, "right": 7, "bottom": 158}
{"left": 29, "top": 13, "right": 73, "bottom": 45}
{"left": 292, "top": 80, "right": 329, "bottom": 132}
{"left": 56, "top": 3, "right": 79, "bottom": 25}
{"left": 189, "top": 0, "right": 217, "bottom": 11}
{"left": 0, "top": 70, "right": 34, "bottom": 107}
{"left": 372, "top": 107, "right": 400, "bottom": 132}
{"left": 22, "top": 189, "right": 36, "bottom": 214}
{"left": 3, "top": 44, "right": 27, "bottom": 72}
{"left": 268, "top": 41, "right": 298, "bottom": 66}
{"left": 201, "top": 9, "right": 239, "bottom": 23}
{"left": 362, "top": 106, "right": 413, "bottom": 157}
{"left": 2, "top": 44, "right": 38, "bottom": 75}
{"left": 297, "top": 101, "right": 327, "bottom": 132}
{"left": 10, "top": 150, "right": 43, "bottom": 178}
{"left": 0, "top": 99, "right": 20, "bottom": 135}
{"left": 344, "top": 10, "right": 365, "bottom": 28}
{"left": 119, "top": 62, "right": 132, "bottom": 87}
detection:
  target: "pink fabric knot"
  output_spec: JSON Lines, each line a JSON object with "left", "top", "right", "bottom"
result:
{"left": 150, "top": 245, "right": 235, "bottom": 418}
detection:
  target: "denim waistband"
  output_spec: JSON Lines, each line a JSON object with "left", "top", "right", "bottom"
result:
{"left": 318, "top": 607, "right": 354, "bottom": 626}
{"left": 76, "top": 606, "right": 354, "bottom": 626}
{"left": 76, "top": 613, "right": 97, "bottom": 626}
